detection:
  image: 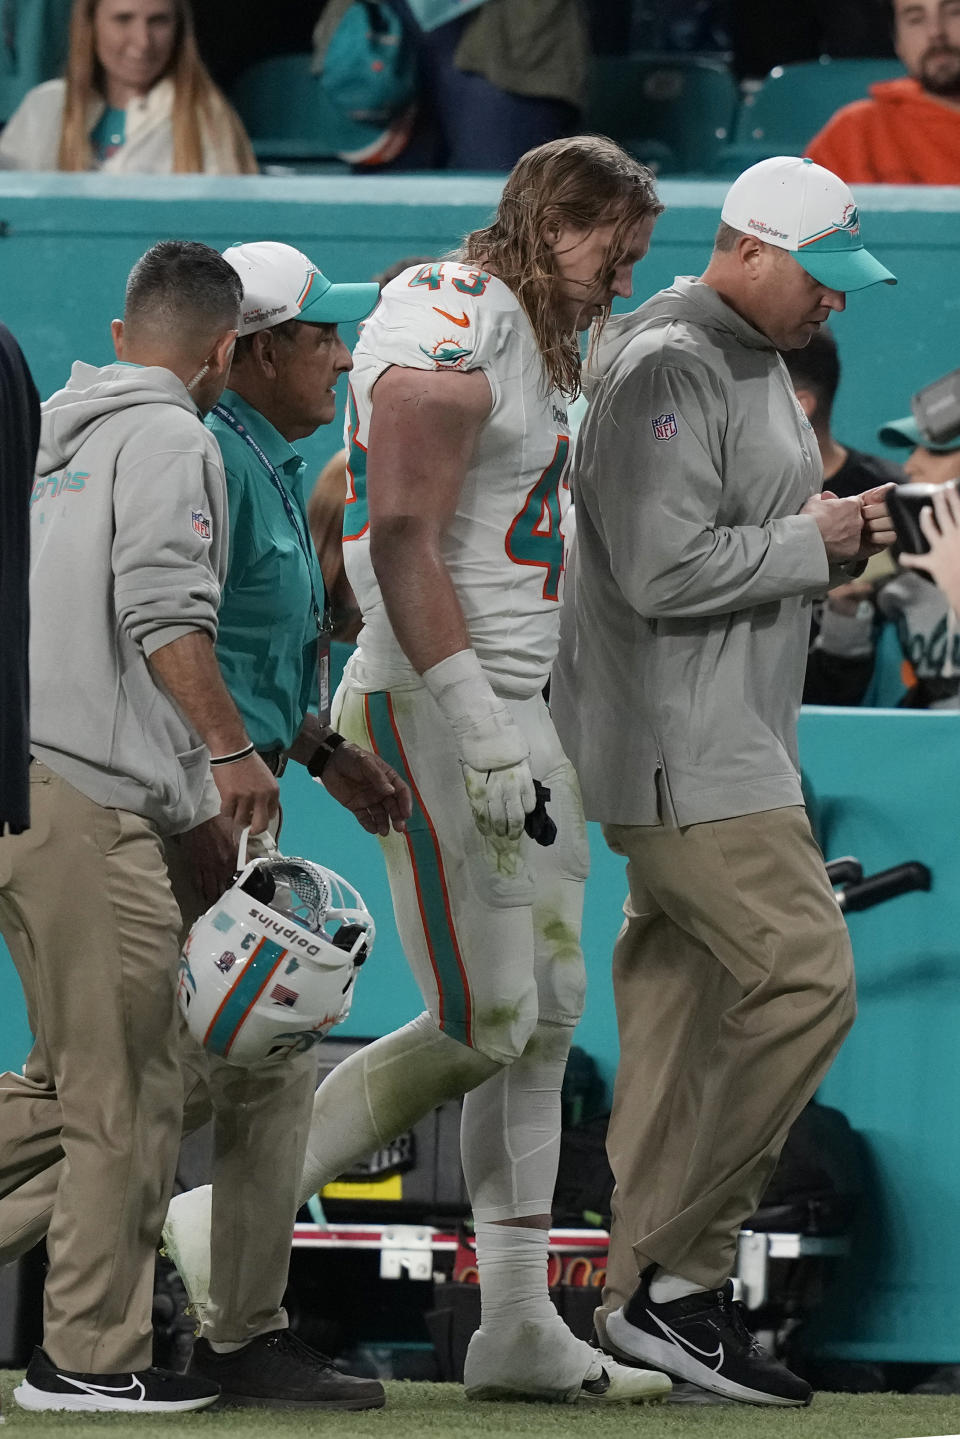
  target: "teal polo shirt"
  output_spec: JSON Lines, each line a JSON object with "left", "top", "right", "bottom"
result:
{"left": 207, "top": 390, "right": 325, "bottom": 753}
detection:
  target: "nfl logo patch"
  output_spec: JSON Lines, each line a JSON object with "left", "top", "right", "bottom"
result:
{"left": 652, "top": 412, "right": 678, "bottom": 441}
{"left": 192, "top": 510, "right": 211, "bottom": 539}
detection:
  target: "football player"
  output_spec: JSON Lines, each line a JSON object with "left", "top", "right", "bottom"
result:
{"left": 303, "top": 135, "right": 665, "bottom": 1403}
{"left": 167, "top": 134, "right": 665, "bottom": 1404}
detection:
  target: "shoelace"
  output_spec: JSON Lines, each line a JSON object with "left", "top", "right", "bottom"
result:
{"left": 263, "top": 1330, "right": 336, "bottom": 1369}
{"left": 717, "top": 1291, "right": 766, "bottom": 1358}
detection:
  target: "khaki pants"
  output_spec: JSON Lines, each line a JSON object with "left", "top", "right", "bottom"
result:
{"left": 0, "top": 806, "right": 319, "bottom": 1350}
{"left": 0, "top": 763, "right": 183, "bottom": 1372}
{"left": 597, "top": 805, "right": 855, "bottom": 1326}
{"left": 166, "top": 834, "right": 319, "bottom": 1345}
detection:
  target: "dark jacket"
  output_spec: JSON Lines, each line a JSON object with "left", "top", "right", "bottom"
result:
{"left": 0, "top": 324, "right": 40, "bottom": 834}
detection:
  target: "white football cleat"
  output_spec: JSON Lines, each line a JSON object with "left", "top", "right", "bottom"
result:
{"left": 160, "top": 1184, "right": 213, "bottom": 1325}
{"left": 463, "top": 1314, "right": 671, "bottom": 1404}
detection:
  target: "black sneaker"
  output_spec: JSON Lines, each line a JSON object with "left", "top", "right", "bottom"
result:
{"left": 187, "top": 1330, "right": 385, "bottom": 1410}
{"left": 603, "top": 1271, "right": 812, "bottom": 1407}
{"left": 14, "top": 1346, "right": 219, "bottom": 1413}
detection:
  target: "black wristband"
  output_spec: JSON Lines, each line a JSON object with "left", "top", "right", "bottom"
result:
{"left": 210, "top": 742, "right": 255, "bottom": 767}
{"left": 306, "top": 731, "right": 347, "bottom": 779}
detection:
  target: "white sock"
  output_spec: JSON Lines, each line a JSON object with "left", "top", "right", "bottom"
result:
{"left": 648, "top": 1269, "right": 708, "bottom": 1304}
{"left": 474, "top": 1221, "right": 557, "bottom": 1330}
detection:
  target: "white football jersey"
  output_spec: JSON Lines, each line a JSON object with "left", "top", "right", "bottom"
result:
{"left": 342, "top": 261, "right": 571, "bottom": 699}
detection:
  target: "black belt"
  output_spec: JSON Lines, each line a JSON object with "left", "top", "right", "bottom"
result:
{"left": 258, "top": 748, "right": 288, "bottom": 777}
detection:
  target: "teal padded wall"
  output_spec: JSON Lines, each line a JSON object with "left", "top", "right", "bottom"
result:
{"left": 0, "top": 173, "right": 958, "bottom": 472}
{"left": 2, "top": 176, "right": 960, "bottom": 1360}
{"left": 800, "top": 707, "right": 960, "bottom": 1363}
{"left": 4, "top": 705, "right": 959, "bottom": 1361}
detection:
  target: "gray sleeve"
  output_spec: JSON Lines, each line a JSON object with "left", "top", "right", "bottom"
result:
{"left": 587, "top": 360, "right": 829, "bottom": 620}
{"left": 112, "top": 436, "right": 225, "bottom": 650}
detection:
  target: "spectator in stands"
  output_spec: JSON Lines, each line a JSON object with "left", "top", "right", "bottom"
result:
{"left": 874, "top": 413, "right": 960, "bottom": 702}
{"left": 785, "top": 328, "right": 903, "bottom": 705}
{"left": 805, "top": 0, "right": 960, "bottom": 182}
{"left": 783, "top": 327, "right": 905, "bottom": 499}
{"left": 809, "top": 410, "right": 960, "bottom": 708}
{"left": 900, "top": 455, "right": 960, "bottom": 614}
{"left": 389, "top": 0, "right": 590, "bottom": 169}
{"left": 0, "top": 0, "right": 257, "bottom": 173}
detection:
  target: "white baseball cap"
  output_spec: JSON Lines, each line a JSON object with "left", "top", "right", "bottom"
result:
{"left": 721, "top": 156, "right": 897, "bottom": 293}
{"left": 223, "top": 241, "right": 379, "bottom": 336}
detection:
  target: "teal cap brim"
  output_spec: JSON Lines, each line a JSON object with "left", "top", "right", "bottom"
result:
{"left": 878, "top": 413, "right": 960, "bottom": 452}
{"left": 794, "top": 245, "right": 897, "bottom": 293}
{"left": 300, "top": 277, "right": 379, "bottom": 325}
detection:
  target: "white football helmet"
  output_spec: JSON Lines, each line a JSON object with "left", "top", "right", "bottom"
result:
{"left": 177, "top": 849, "right": 374, "bottom": 1066}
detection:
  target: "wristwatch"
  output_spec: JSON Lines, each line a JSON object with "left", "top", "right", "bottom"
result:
{"left": 306, "top": 731, "right": 347, "bottom": 779}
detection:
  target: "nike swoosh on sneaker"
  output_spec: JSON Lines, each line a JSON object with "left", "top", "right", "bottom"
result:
{"left": 59, "top": 1376, "right": 146, "bottom": 1401}
{"left": 646, "top": 1311, "right": 725, "bottom": 1372}
{"left": 433, "top": 307, "right": 470, "bottom": 327}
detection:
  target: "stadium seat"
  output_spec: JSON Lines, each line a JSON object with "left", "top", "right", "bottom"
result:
{"left": 718, "top": 57, "right": 907, "bottom": 173}
{"left": 231, "top": 53, "right": 355, "bottom": 171}
{"left": 0, "top": 0, "right": 73, "bottom": 123}
{"left": 585, "top": 53, "right": 739, "bottom": 176}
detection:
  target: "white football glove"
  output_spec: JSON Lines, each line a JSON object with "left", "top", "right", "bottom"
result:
{"left": 423, "top": 649, "right": 536, "bottom": 840}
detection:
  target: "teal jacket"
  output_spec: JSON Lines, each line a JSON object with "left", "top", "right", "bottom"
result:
{"left": 207, "top": 391, "right": 325, "bottom": 753}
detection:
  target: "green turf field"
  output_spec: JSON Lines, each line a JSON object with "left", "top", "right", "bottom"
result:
{"left": 2, "top": 1376, "right": 960, "bottom": 1439}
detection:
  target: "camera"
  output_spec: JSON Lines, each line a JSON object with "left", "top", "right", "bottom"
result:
{"left": 887, "top": 478, "right": 960, "bottom": 555}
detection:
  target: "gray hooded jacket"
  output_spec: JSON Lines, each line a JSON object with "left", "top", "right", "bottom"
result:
{"left": 30, "top": 362, "right": 227, "bottom": 834}
{"left": 552, "top": 277, "right": 832, "bottom": 827}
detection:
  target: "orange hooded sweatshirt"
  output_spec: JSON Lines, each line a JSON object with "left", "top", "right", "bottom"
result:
{"left": 805, "top": 77, "right": 960, "bottom": 184}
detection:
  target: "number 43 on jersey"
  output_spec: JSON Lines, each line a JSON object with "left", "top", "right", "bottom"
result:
{"left": 505, "top": 436, "right": 570, "bottom": 601}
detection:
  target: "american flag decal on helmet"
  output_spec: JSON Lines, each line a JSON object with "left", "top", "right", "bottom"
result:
{"left": 270, "top": 983, "right": 299, "bottom": 1008}
{"left": 652, "top": 413, "right": 678, "bottom": 441}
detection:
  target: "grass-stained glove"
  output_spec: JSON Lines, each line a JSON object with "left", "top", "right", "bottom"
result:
{"left": 423, "top": 649, "right": 536, "bottom": 839}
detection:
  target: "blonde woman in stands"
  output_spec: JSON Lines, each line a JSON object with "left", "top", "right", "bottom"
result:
{"left": 0, "top": 0, "right": 257, "bottom": 173}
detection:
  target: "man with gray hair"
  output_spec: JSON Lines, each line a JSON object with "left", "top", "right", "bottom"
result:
{"left": 163, "top": 240, "right": 403, "bottom": 1412}
{"left": 552, "top": 156, "right": 897, "bottom": 1407}
{"left": 0, "top": 240, "right": 276, "bottom": 1412}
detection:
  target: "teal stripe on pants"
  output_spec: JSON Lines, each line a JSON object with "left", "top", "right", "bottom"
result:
{"left": 365, "top": 691, "right": 472, "bottom": 1045}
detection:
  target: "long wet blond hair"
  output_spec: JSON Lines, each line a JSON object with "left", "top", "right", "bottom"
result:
{"left": 58, "top": 0, "right": 257, "bottom": 173}
{"left": 461, "top": 135, "right": 662, "bottom": 398}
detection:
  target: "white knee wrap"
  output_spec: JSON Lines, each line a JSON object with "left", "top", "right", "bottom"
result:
{"left": 460, "top": 1019, "right": 576, "bottom": 1222}
{"left": 300, "top": 1011, "right": 500, "bottom": 1201}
